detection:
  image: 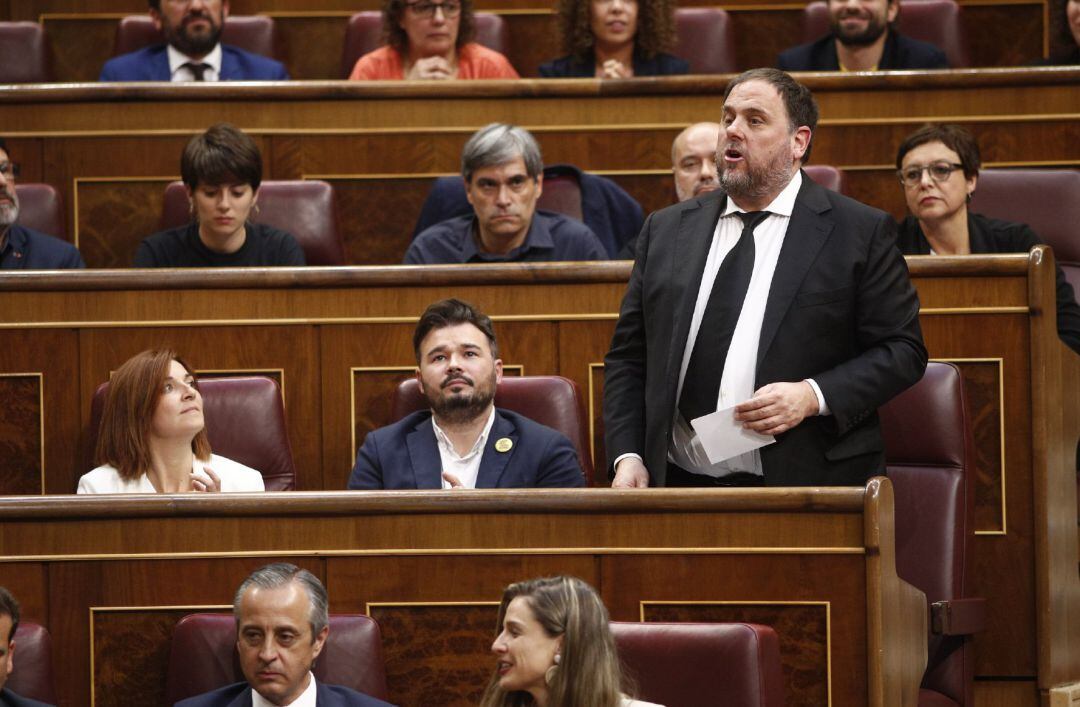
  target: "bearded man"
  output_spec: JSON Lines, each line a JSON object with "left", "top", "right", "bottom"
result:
{"left": 100, "top": 0, "right": 289, "bottom": 81}
{"left": 603, "top": 68, "right": 926, "bottom": 488}
{"left": 777, "top": 0, "right": 947, "bottom": 71}
{"left": 347, "top": 298, "right": 586, "bottom": 490}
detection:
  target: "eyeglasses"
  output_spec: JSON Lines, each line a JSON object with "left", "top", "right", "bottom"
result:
{"left": 0, "top": 162, "right": 19, "bottom": 180}
{"left": 405, "top": 0, "right": 462, "bottom": 18}
{"left": 897, "top": 162, "right": 964, "bottom": 187}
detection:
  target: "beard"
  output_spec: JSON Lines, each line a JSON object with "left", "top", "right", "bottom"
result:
{"left": 164, "top": 10, "right": 224, "bottom": 57}
{"left": 0, "top": 187, "right": 19, "bottom": 228}
{"left": 831, "top": 12, "right": 889, "bottom": 47}
{"left": 425, "top": 370, "right": 497, "bottom": 426}
{"left": 718, "top": 144, "right": 795, "bottom": 204}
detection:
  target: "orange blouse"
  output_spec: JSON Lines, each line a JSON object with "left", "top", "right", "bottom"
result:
{"left": 348, "top": 43, "right": 520, "bottom": 80}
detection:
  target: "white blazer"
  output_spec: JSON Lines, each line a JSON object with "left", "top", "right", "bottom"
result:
{"left": 77, "top": 453, "right": 265, "bottom": 494}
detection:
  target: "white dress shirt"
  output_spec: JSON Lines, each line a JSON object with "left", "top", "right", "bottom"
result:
{"left": 251, "top": 671, "right": 317, "bottom": 707}
{"left": 167, "top": 44, "right": 223, "bottom": 82}
{"left": 432, "top": 407, "right": 496, "bottom": 489}
{"left": 76, "top": 453, "right": 264, "bottom": 493}
{"left": 665, "top": 171, "right": 829, "bottom": 479}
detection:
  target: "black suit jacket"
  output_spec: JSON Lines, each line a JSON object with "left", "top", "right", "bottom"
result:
{"left": 174, "top": 680, "right": 392, "bottom": 707}
{"left": 0, "top": 688, "right": 52, "bottom": 707}
{"left": 603, "top": 174, "right": 927, "bottom": 486}
{"left": 777, "top": 29, "right": 948, "bottom": 71}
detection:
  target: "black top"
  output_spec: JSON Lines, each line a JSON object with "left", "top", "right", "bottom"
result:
{"left": 0, "top": 224, "right": 85, "bottom": 270}
{"left": 896, "top": 213, "right": 1080, "bottom": 354}
{"left": 777, "top": 28, "right": 949, "bottom": 71}
{"left": 1032, "top": 47, "right": 1080, "bottom": 65}
{"left": 0, "top": 687, "right": 54, "bottom": 707}
{"left": 134, "top": 222, "right": 305, "bottom": 267}
{"left": 539, "top": 50, "right": 689, "bottom": 77}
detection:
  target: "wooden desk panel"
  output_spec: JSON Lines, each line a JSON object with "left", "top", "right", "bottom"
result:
{"left": 0, "top": 485, "right": 924, "bottom": 707}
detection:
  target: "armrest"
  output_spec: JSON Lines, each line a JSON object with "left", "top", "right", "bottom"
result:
{"left": 930, "top": 597, "right": 986, "bottom": 636}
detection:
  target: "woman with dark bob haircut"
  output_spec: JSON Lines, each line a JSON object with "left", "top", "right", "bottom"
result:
{"left": 480, "top": 576, "right": 662, "bottom": 707}
{"left": 894, "top": 123, "right": 1080, "bottom": 354}
{"left": 348, "top": 0, "right": 519, "bottom": 80}
{"left": 77, "top": 349, "right": 265, "bottom": 494}
{"left": 133, "top": 123, "right": 305, "bottom": 267}
{"left": 539, "top": 0, "right": 687, "bottom": 78}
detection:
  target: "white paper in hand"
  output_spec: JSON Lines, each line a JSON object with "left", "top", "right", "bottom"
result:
{"left": 690, "top": 405, "right": 775, "bottom": 464}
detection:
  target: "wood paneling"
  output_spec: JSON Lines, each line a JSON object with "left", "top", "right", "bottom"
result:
{"left": 0, "top": 375, "right": 43, "bottom": 495}
{"left": 953, "top": 361, "right": 1006, "bottom": 533}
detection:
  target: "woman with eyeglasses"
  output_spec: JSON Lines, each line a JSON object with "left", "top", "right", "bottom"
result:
{"left": 349, "top": 0, "right": 519, "bottom": 80}
{"left": 539, "top": 0, "right": 687, "bottom": 79}
{"left": 895, "top": 123, "right": 1080, "bottom": 354}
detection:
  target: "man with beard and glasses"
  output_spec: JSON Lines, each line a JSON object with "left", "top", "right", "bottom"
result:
{"left": 778, "top": 0, "right": 947, "bottom": 71}
{"left": 0, "top": 138, "right": 85, "bottom": 270}
{"left": 100, "top": 0, "right": 289, "bottom": 81}
{"left": 604, "top": 68, "right": 926, "bottom": 488}
{"left": 347, "top": 299, "right": 586, "bottom": 489}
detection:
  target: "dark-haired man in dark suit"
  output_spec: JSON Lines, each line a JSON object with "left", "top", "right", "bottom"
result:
{"left": 604, "top": 68, "right": 926, "bottom": 488}
{"left": 100, "top": 0, "right": 288, "bottom": 81}
{"left": 0, "top": 588, "right": 53, "bottom": 707}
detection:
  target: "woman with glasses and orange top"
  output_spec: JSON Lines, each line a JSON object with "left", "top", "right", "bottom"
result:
{"left": 894, "top": 123, "right": 1080, "bottom": 354}
{"left": 348, "top": 0, "right": 519, "bottom": 80}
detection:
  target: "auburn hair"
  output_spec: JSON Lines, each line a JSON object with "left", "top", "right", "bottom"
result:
{"left": 555, "top": 0, "right": 677, "bottom": 62}
{"left": 95, "top": 349, "right": 211, "bottom": 481}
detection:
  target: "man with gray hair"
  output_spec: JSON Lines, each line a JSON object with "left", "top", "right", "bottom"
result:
{"left": 0, "top": 138, "right": 84, "bottom": 270}
{"left": 404, "top": 123, "right": 607, "bottom": 264}
{"left": 176, "top": 563, "right": 392, "bottom": 707}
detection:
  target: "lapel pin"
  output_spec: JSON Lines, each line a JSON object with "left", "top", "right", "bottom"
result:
{"left": 495, "top": 437, "right": 513, "bottom": 453}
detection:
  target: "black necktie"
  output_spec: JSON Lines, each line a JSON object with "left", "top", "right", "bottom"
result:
{"left": 678, "top": 210, "right": 769, "bottom": 423}
{"left": 183, "top": 62, "right": 210, "bottom": 81}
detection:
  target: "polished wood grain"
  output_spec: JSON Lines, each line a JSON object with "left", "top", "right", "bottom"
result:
{"left": 0, "top": 376, "right": 43, "bottom": 496}
{"left": 0, "top": 486, "right": 920, "bottom": 707}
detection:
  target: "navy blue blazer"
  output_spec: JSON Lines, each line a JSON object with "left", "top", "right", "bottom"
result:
{"left": 1, "top": 225, "right": 85, "bottom": 270}
{"left": 348, "top": 409, "right": 586, "bottom": 489}
{"left": 0, "top": 688, "right": 53, "bottom": 707}
{"left": 412, "top": 164, "right": 643, "bottom": 259}
{"left": 539, "top": 50, "right": 689, "bottom": 77}
{"left": 777, "top": 29, "right": 948, "bottom": 71}
{"left": 174, "top": 680, "right": 392, "bottom": 707}
{"left": 99, "top": 44, "right": 289, "bottom": 81}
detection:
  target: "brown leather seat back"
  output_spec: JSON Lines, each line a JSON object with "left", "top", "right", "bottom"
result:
{"left": 674, "top": 8, "right": 736, "bottom": 74}
{"left": 0, "top": 22, "right": 50, "bottom": 83}
{"left": 88, "top": 375, "right": 296, "bottom": 491}
{"left": 164, "top": 613, "right": 389, "bottom": 704}
{"left": 392, "top": 375, "right": 593, "bottom": 482}
{"left": 340, "top": 11, "right": 509, "bottom": 77}
{"left": 881, "top": 361, "right": 976, "bottom": 705}
{"left": 6, "top": 621, "right": 57, "bottom": 704}
{"left": 113, "top": 15, "right": 279, "bottom": 59}
{"left": 14, "top": 183, "right": 66, "bottom": 238}
{"left": 161, "top": 180, "right": 346, "bottom": 265}
{"left": 802, "top": 0, "right": 968, "bottom": 66}
{"left": 803, "top": 164, "right": 848, "bottom": 194}
{"left": 611, "top": 622, "right": 784, "bottom": 707}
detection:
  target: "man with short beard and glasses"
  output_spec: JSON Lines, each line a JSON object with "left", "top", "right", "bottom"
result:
{"left": 604, "top": 69, "right": 926, "bottom": 489}
{"left": 0, "top": 138, "right": 84, "bottom": 270}
{"left": 100, "top": 0, "right": 289, "bottom": 81}
{"left": 347, "top": 299, "right": 586, "bottom": 490}
{"left": 778, "top": 0, "right": 947, "bottom": 71}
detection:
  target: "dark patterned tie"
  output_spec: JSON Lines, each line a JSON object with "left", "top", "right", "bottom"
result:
{"left": 678, "top": 210, "right": 770, "bottom": 423}
{"left": 182, "top": 62, "right": 210, "bottom": 81}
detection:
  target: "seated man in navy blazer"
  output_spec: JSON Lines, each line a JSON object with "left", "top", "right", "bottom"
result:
{"left": 175, "top": 563, "right": 392, "bottom": 707}
{"left": 0, "top": 139, "right": 84, "bottom": 271}
{"left": 0, "top": 587, "right": 54, "bottom": 707}
{"left": 100, "top": 0, "right": 289, "bottom": 82}
{"left": 348, "top": 299, "right": 587, "bottom": 490}
{"left": 777, "top": 0, "right": 947, "bottom": 71}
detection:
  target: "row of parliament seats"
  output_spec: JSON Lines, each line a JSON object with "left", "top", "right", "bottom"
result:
{"left": 0, "top": 0, "right": 974, "bottom": 83}
{"left": 8, "top": 616, "right": 787, "bottom": 707}
{"left": 12, "top": 167, "right": 1080, "bottom": 281}
{"left": 81, "top": 362, "right": 985, "bottom": 705}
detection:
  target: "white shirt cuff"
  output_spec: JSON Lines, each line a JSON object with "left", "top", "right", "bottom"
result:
{"left": 613, "top": 452, "right": 644, "bottom": 471}
{"left": 805, "top": 378, "right": 830, "bottom": 416}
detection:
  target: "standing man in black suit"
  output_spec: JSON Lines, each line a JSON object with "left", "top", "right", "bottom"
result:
{"left": 604, "top": 68, "right": 926, "bottom": 488}
{"left": 777, "top": 0, "right": 948, "bottom": 71}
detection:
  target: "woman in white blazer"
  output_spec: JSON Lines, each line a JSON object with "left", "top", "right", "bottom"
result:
{"left": 77, "top": 349, "right": 264, "bottom": 494}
